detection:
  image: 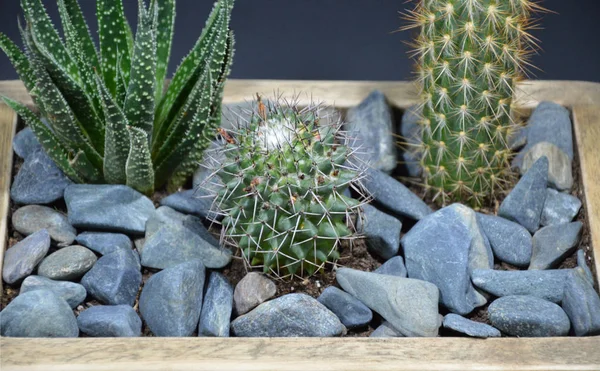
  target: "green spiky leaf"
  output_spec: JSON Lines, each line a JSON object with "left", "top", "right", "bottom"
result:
{"left": 58, "top": 0, "right": 100, "bottom": 71}
{"left": 150, "top": 0, "right": 175, "bottom": 103}
{"left": 126, "top": 126, "right": 155, "bottom": 195}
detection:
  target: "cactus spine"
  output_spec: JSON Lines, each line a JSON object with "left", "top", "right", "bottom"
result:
{"left": 403, "top": 0, "right": 545, "bottom": 206}
{"left": 203, "top": 97, "right": 368, "bottom": 279}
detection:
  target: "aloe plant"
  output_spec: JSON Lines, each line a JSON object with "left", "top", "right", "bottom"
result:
{"left": 402, "top": 0, "right": 545, "bottom": 206}
{"left": 0, "top": 0, "right": 235, "bottom": 195}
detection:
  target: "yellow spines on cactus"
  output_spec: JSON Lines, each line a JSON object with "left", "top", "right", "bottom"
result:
{"left": 402, "top": 0, "right": 546, "bottom": 207}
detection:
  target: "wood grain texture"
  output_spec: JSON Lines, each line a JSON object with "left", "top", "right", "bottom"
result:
{"left": 0, "top": 80, "right": 599, "bottom": 371}
{"left": 0, "top": 104, "right": 17, "bottom": 298}
{"left": 1, "top": 337, "right": 600, "bottom": 371}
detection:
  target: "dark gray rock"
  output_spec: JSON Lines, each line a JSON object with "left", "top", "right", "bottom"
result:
{"left": 443, "top": 314, "right": 501, "bottom": 338}
{"left": 472, "top": 269, "right": 573, "bottom": 303}
{"left": 231, "top": 293, "right": 345, "bottom": 337}
{"left": 522, "top": 142, "right": 573, "bottom": 191}
{"left": 75, "top": 232, "right": 132, "bottom": 256}
{"left": 562, "top": 268, "right": 600, "bottom": 336}
{"left": 363, "top": 168, "right": 432, "bottom": 221}
{"left": 20, "top": 275, "right": 86, "bottom": 309}
{"left": 198, "top": 272, "right": 233, "bottom": 337}
{"left": 141, "top": 221, "right": 231, "bottom": 270}
{"left": 13, "top": 127, "right": 41, "bottom": 159}
{"left": 402, "top": 204, "right": 492, "bottom": 315}
{"left": 345, "top": 90, "right": 396, "bottom": 173}
{"left": 317, "top": 286, "right": 372, "bottom": 329}
{"left": 160, "top": 189, "right": 214, "bottom": 219}
{"left": 488, "top": 295, "right": 570, "bottom": 337}
{"left": 529, "top": 222, "right": 583, "bottom": 270}
{"left": 577, "top": 250, "right": 595, "bottom": 285}
{"left": 374, "top": 256, "right": 407, "bottom": 278}
{"left": 233, "top": 272, "right": 277, "bottom": 316}
{"left": 477, "top": 213, "right": 532, "bottom": 267}
{"left": 10, "top": 150, "right": 72, "bottom": 205}
{"left": 0, "top": 290, "right": 78, "bottom": 337}
{"left": 499, "top": 156, "right": 548, "bottom": 233}
{"left": 65, "top": 184, "right": 155, "bottom": 235}
{"left": 541, "top": 188, "right": 582, "bottom": 226}
{"left": 145, "top": 206, "right": 218, "bottom": 247}
{"left": 357, "top": 204, "right": 401, "bottom": 260}
{"left": 139, "top": 260, "right": 205, "bottom": 337}
{"left": 37, "top": 245, "right": 97, "bottom": 281}
{"left": 399, "top": 105, "right": 422, "bottom": 177}
{"left": 2, "top": 229, "right": 50, "bottom": 284}
{"left": 81, "top": 248, "right": 141, "bottom": 306}
{"left": 370, "top": 321, "right": 404, "bottom": 337}
{"left": 12, "top": 205, "right": 76, "bottom": 246}
{"left": 513, "top": 101, "right": 573, "bottom": 168}
{"left": 336, "top": 267, "right": 440, "bottom": 337}
{"left": 77, "top": 305, "right": 142, "bottom": 337}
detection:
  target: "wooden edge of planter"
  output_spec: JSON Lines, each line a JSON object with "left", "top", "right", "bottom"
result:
{"left": 0, "top": 80, "right": 599, "bottom": 371}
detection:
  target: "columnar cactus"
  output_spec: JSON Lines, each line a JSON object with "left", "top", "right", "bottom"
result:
{"left": 203, "top": 97, "right": 368, "bottom": 279}
{"left": 0, "top": 0, "right": 235, "bottom": 195}
{"left": 402, "top": 0, "right": 545, "bottom": 206}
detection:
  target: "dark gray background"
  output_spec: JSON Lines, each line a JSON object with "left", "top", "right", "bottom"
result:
{"left": 1, "top": 0, "right": 598, "bottom": 82}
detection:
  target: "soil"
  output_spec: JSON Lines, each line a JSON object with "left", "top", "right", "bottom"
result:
{"left": 1, "top": 111, "right": 597, "bottom": 338}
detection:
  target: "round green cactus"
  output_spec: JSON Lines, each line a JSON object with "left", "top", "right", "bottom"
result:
{"left": 204, "top": 97, "right": 368, "bottom": 279}
{"left": 402, "top": 0, "right": 546, "bottom": 207}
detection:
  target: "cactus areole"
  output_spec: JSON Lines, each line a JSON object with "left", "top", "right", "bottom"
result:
{"left": 205, "top": 97, "right": 368, "bottom": 279}
{"left": 403, "top": 0, "right": 545, "bottom": 207}
{"left": 0, "top": 0, "right": 235, "bottom": 195}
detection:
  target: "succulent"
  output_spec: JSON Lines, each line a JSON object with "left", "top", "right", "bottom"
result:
{"left": 202, "top": 97, "right": 368, "bottom": 279}
{"left": 401, "top": 0, "right": 545, "bottom": 206}
{"left": 0, "top": 0, "right": 235, "bottom": 195}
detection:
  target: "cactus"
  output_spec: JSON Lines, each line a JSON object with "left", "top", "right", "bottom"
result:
{"left": 0, "top": 0, "right": 235, "bottom": 195}
{"left": 401, "top": 0, "right": 545, "bottom": 206}
{"left": 202, "top": 97, "right": 368, "bottom": 279}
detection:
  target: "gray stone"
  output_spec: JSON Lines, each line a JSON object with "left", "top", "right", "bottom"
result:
{"left": 336, "top": 267, "right": 440, "bottom": 337}
{"left": 0, "top": 290, "right": 78, "bottom": 337}
{"left": 75, "top": 232, "right": 132, "bottom": 256}
{"left": 317, "top": 286, "right": 373, "bottom": 329}
{"left": 471, "top": 269, "right": 573, "bottom": 303}
{"left": 499, "top": 156, "right": 548, "bottom": 233}
{"left": 145, "top": 206, "right": 218, "bottom": 247}
{"left": 345, "top": 90, "right": 396, "bottom": 173}
{"left": 160, "top": 189, "right": 215, "bottom": 219}
{"left": 402, "top": 204, "right": 492, "bottom": 315}
{"left": 363, "top": 168, "right": 432, "bottom": 221}
{"left": 488, "top": 295, "right": 570, "bottom": 337}
{"left": 20, "top": 275, "right": 86, "bottom": 309}
{"left": 38, "top": 245, "right": 97, "bottom": 281}
{"left": 77, "top": 305, "right": 142, "bottom": 337}
{"left": 477, "top": 213, "right": 532, "bottom": 267}
{"left": 81, "top": 248, "right": 141, "bottom": 306}
{"left": 541, "top": 188, "right": 581, "bottom": 226}
{"left": 513, "top": 101, "right": 573, "bottom": 168}
{"left": 198, "top": 272, "right": 233, "bottom": 337}
{"left": 139, "top": 261, "right": 205, "bottom": 337}
{"left": 370, "top": 321, "right": 404, "bottom": 337}
{"left": 508, "top": 126, "right": 528, "bottom": 150}
{"left": 399, "top": 105, "right": 422, "bottom": 177}
{"left": 562, "top": 268, "right": 600, "bottom": 336}
{"left": 12, "top": 205, "right": 76, "bottom": 246}
{"left": 134, "top": 237, "right": 145, "bottom": 254}
{"left": 529, "top": 222, "right": 583, "bottom": 270}
{"left": 374, "top": 256, "right": 407, "bottom": 278}
{"left": 13, "top": 127, "right": 41, "bottom": 159}
{"left": 141, "top": 221, "right": 231, "bottom": 270}
{"left": 2, "top": 229, "right": 50, "bottom": 284}
{"left": 577, "top": 249, "right": 595, "bottom": 285}
{"left": 522, "top": 142, "right": 573, "bottom": 191}
{"left": 357, "top": 204, "right": 401, "bottom": 260}
{"left": 10, "top": 150, "right": 72, "bottom": 205}
{"left": 65, "top": 184, "right": 155, "bottom": 235}
{"left": 443, "top": 314, "right": 501, "bottom": 338}
{"left": 233, "top": 272, "right": 277, "bottom": 315}
{"left": 231, "top": 293, "right": 345, "bottom": 337}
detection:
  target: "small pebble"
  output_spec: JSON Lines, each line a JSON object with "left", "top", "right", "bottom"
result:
{"left": 357, "top": 204, "right": 401, "bottom": 260}
{"left": 529, "top": 222, "right": 583, "bottom": 270}
{"left": 577, "top": 250, "right": 595, "bottom": 285}
{"left": 77, "top": 305, "right": 142, "bottom": 337}
{"left": 443, "top": 314, "right": 501, "bottom": 338}
{"left": 370, "top": 321, "right": 404, "bottom": 338}
{"left": 2, "top": 229, "right": 50, "bottom": 284}
{"left": 541, "top": 188, "right": 581, "bottom": 226}
{"left": 477, "top": 213, "right": 532, "bottom": 267}
{"left": 198, "top": 272, "right": 234, "bottom": 337}
{"left": 12, "top": 205, "right": 76, "bottom": 246}
{"left": 13, "top": 127, "right": 41, "bottom": 159}
{"left": 75, "top": 232, "right": 132, "bottom": 256}
{"left": 37, "top": 245, "right": 97, "bottom": 281}
{"left": 562, "top": 268, "right": 600, "bottom": 336}
{"left": 317, "top": 286, "right": 373, "bottom": 329}
{"left": 233, "top": 272, "right": 276, "bottom": 316}
{"left": 160, "top": 189, "right": 215, "bottom": 219}
{"left": 522, "top": 142, "right": 573, "bottom": 191}
{"left": 20, "top": 275, "right": 87, "bottom": 309}
{"left": 374, "top": 256, "right": 407, "bottom": 278}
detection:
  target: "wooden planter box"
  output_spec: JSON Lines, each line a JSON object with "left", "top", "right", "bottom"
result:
{"left": 0, "top": 79, "right": 599, "bottom": 371}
